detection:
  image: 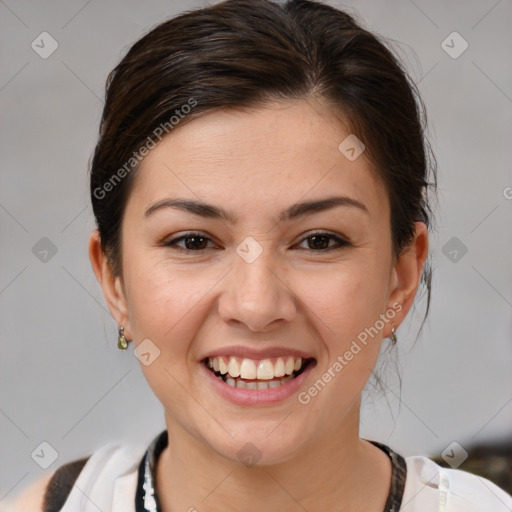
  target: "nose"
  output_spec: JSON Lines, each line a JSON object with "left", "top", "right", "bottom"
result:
{"left": 217, "top": 243, "right": 297, "bottom": 332}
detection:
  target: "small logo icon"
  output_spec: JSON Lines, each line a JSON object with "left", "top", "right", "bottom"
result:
{"left": 31, "top": 32, "right": 59, "bottom": 59}
{"left": 338, "top": 134, "right": 365, "bottom": 161}
{"left": 134, "top": 338, "right": 161, "bottom": 366}
{"left": 236, "top": 442, "right": 262, "bottom": 467}
{"left": 32, "top": 237, "right": 58, "bottom": 263}
{"left": 236, "top": 236, "right": 263, "bottom": 263}
{"left": 441, "top": 32, "right": 468, "bottom": 59}
{"left": 442, "top": 236, "right": 468, "bottom": 263}
{"left": 31, "top": 441, "right": 59, "bottom": 469}
{"left": 441, "top": 441, "right": 468, "bottom": 468}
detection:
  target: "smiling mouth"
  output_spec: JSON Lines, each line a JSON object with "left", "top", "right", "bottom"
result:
{"left": 203, "top": 355, "right": 315, "bottom": 390}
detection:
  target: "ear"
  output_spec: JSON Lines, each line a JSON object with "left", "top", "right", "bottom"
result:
{"left": 88, "top": 230, "right": 131, "bottom": 338}
{"left": 384, "top": 221, "right": 429, "bottom": 337}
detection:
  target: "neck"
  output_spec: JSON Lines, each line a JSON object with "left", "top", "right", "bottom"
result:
{"left": 155, "top": 400, "right": 392, "bottom": 512}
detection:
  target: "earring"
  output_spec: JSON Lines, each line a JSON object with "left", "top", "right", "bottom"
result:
{"left": 118, "top": 326, "right": 128, "bottom": 350}
{"left": 390, "top": 325, "right": 397, "bottom": 345}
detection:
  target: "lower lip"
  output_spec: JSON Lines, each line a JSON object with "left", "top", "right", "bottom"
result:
{"left": 200, "top": 360, "right": 315, "bottom": 406}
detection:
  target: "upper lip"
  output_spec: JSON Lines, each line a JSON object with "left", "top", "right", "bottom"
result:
{"left": 200, "top": 345, "right": 315, "bottom": 361}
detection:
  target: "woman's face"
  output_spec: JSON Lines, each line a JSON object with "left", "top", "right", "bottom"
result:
{"left": 92, "top": 98, "right": 426, "bottom": 465}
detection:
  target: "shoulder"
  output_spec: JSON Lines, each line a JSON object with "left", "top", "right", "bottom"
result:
{"left": 1, "top": 440, "right": 145, "bottom": 512}
{"left": 402, "top": 455, "right": 512, "bottom": 511}
{"left": 1, "top": 471, "right": 55, "bottom": 512}
{"left": 2, "top": 455, "right": 91, "bottom": 512}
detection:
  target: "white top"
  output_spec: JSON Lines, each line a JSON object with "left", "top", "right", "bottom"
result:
{"left": 58, "top": 441, "right": 512, "bottom": 512}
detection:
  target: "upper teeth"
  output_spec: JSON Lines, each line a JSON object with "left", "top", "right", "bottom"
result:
{"left": 207, "top": 356, "right": 303, "bottom": 380}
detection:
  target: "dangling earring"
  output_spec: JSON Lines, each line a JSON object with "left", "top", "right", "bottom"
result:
{"left": 390, "top": 325, "right": 397, "bottom": 345}
{"left": 118, "top": 326, "right": 128, "bottom": 350}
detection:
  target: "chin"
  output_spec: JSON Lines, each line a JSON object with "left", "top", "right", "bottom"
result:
{"left": 203, "top": 419, "right": 310, "bottom": 468}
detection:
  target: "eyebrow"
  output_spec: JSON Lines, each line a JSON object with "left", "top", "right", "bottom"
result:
{"left": 144, "top": 195, "right": 370, "bottom": 223}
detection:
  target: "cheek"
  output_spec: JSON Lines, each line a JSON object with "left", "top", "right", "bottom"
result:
{"left": 124, "top": 263, "right": 213, "bottom": 413}
{"left": 298, "top": 261, "right": 389, "bottom": 340}
{"left": 294, "top": 259, "right": 390, "bottom": 406}
{"left": 124, "top": 256, "right": 227, "bottom": 365}
{"left": 127, "top": 266, "right": 201, "bottom": 344}
{"left": 296, "top": 270, "right": 387, "bottom": 417}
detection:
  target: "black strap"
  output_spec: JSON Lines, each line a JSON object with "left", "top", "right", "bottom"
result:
{"left": 369, "top": 440, "right": 408, "bottom": 512}
{"left": 42, "top": 456, "right": 91, "bottom": 512}
{"left": 135, "top": 430, "right": 168, "bottom": 512}
{"left": 135, "top": 447, "right": 148, "bottom": 512}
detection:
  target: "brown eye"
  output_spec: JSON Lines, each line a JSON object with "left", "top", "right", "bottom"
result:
{"left": 307, "top": 234, "right": 331, "bottom": 250}
{"left": 163, "top": 232, "right": 214, "bottom": 251}
{"left": 297, "top": 232, "right": 351, "bottom": 252}
{"left": 183, "top": 235, "right": 209, "bottom": 250}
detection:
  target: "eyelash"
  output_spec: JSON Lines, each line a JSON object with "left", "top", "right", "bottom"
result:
{"left": 162, "top": 231, "right": 352, "bottom": 253}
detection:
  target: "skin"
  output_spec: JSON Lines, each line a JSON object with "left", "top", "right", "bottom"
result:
{"left": 89, "top": 98, "right": 428, "bottom": 512}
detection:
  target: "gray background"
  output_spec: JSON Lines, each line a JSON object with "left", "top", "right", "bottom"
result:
{"left": 1, "top": 0, "right": 511, "bottom": 502}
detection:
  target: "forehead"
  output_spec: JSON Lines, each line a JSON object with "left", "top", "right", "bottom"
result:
{"left": 127, "top": 99, "right": 388, "bottom": 222}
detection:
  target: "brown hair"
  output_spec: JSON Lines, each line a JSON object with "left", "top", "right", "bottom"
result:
{"left": 90, "top": 0, "right": 437, "bottom": 334}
